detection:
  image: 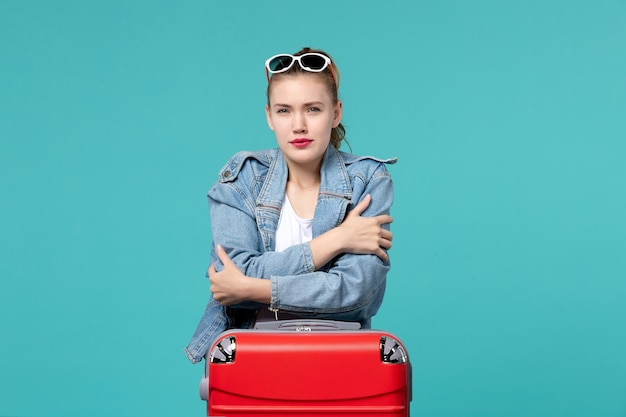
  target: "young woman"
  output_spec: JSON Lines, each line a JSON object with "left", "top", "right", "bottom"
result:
{"left": 184, "top": 47, "right": 396, "bottom": 364}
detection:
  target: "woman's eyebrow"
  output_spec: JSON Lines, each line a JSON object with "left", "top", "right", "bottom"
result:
{"left": 272, "top": 101, "right": 325, "bottom": 108}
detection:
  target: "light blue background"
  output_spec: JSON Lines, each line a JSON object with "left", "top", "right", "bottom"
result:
{"left": 1, "top": 1, "right": 625, "bottom": 416}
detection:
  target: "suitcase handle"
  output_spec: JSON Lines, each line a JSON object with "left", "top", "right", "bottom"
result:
{"left": 253, "top": 319, "right": 361, "bottom": 331}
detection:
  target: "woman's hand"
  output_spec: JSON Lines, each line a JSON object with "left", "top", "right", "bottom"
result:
{"left": 208, "top": 245, "right": 271, "bottom": 306}
{"left": 309, "top": 194, "right": 393, "bottom": 268}
{"left": 337, "top": 194, "right": 393, "bottom": 261}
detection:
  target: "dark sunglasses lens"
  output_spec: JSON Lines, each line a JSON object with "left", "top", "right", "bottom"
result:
{"left": 268, "top": 55, "right": 293, "bottom": 72}
{"left": 300, "top": 54, "right": 327, "bottom": 70}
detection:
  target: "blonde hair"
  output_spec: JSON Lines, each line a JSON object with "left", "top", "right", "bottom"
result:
{"left": 266, "top": 47, "right": 347, "bottom": 150}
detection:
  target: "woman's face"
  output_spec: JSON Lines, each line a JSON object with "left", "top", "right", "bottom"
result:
{"left": 265, "top": 74, "right": 342, "bottom": 170}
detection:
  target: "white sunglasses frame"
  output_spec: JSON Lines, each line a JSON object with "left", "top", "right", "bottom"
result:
{"left": 265, "top": 53, "right": 332, "bottom": 75}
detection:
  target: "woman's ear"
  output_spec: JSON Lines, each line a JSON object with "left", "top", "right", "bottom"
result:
{"left": 265, "top": 104, "right": 275, "bottom": 131}
{"left": 332, "top": 100, "right": 343, "bottom": 128}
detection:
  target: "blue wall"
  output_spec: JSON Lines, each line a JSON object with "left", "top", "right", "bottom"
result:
{"left": 1, "top": 1, "right": 625, "bottom": 416}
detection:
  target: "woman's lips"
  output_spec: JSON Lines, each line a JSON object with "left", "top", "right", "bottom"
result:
{"left": 290, "top": 138, "right": 313, "bottom": 148}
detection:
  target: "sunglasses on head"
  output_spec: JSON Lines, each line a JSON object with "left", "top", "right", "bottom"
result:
{"left": 265, "top": 53, "right": 337, "bottom": 87}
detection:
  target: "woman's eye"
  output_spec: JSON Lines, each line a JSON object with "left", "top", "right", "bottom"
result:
{"left": 277, "top": 108, "right": 288, "bottom": 114}
{"left": 308, "top": 107, "right": 321, "bottom": 112}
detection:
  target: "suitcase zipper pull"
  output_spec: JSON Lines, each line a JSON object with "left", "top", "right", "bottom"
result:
{"left": 269, "top": 307, "right": 279, "bottom": 320}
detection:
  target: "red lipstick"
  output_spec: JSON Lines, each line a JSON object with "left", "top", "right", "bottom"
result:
{"left": 290, "top": 138, "right": 313, "bottom": 148}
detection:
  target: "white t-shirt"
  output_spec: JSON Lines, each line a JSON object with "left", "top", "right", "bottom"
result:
{"left": 274, "top": 194, "right": 313, "bottom": 252}
{"left": 256, "top": 194, "right": 313, "bottom": 323}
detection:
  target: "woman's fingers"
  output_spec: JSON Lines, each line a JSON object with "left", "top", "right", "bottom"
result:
{"left": 347, "top": 194, "right": 371, "bottom": 218}
{"left": 380, "top": 229, "right": 393, "bottom": 243}
{"left": 374, "top": 214, "right": 393, "bottom": 227}
{"left": 379, "top": 235, "right": 393, "bottom": 250}
{"left": 376, "top": 247, "right": 389, "bottom": 262}
{"left": 215, "top": 244, "right": 234, "bottom": 266}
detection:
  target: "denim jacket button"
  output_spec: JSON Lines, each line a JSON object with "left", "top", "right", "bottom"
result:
{"left": 223, "top": 170, "right": 231, "bottom": 178}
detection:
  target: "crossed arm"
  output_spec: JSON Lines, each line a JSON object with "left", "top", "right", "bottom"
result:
{"left": 208, "top": 194, "right": 393, "bottom": 306}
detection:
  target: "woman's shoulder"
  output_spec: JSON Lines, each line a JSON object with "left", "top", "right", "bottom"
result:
{"left": 339, "top": 150, "right": 398, "bottom": 166}
{"left": 336, "top": 149, "right": 397, "bottom": 176}
{"left": 217, "top": 148, "right": 280, "bottom": 183}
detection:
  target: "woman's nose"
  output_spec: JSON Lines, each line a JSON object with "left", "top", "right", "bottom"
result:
{"left": 292, "top": 113, "right": 307, "bottom": 133}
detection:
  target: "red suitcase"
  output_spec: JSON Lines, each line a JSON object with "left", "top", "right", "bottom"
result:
{"left": 200, "top": 320, "right": 412, "bottom": 417}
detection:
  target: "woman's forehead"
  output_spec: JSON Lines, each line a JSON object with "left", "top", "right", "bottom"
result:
{"left": 268, "top": 75, "right": 333, "bottom": 103}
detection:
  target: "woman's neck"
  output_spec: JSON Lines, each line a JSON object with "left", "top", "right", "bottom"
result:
{"left": 285, "top": 159, "right": 322, "bottom": 190}
{"left": 285, "top": 161, "right": 321, "bottom": 219}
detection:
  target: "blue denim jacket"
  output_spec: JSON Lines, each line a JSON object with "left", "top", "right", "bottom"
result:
{"left": 184, "top": 145, "right": 396, "bottom": 363}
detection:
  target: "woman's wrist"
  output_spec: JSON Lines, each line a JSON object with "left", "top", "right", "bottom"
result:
{"left": 310, "top": 228, "right": 345, "bottom": 269}
{"left": 243, "top": 276, "right": 272, "bottom": 304}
